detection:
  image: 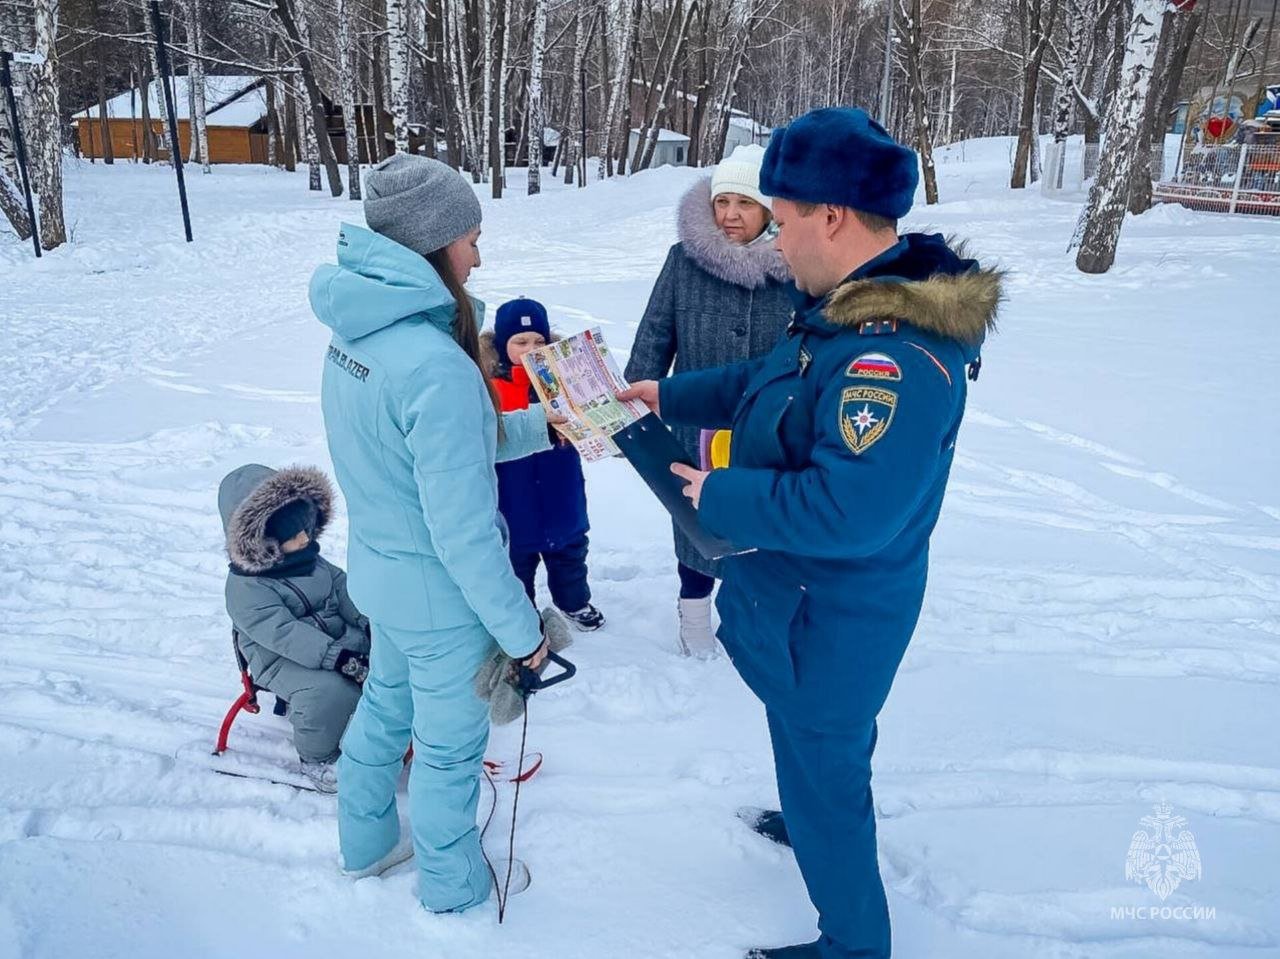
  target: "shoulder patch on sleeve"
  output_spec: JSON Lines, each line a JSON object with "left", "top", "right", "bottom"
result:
{"left": 846, "top": 352, "right": 902, "bottom": 381}
{"left": 839, "top": 385, "right": 897, "bottom": 455}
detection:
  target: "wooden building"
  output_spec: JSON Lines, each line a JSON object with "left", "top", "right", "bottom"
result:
{"left": 73, "top": 75, "right": 405, "bottom": 166}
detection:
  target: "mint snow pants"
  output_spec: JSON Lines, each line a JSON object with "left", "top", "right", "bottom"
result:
{"left": 337, "top": 621, "right": 494, "bottom": 912}
{"left": 766, "top": 712, "right": 889, "bottom": 959}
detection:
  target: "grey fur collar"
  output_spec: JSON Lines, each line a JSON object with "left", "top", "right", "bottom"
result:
{"left": 226, "top": 466, "right": 334, "bottom": 574}
{"left": 676, "top": 178, "right": 790, "bottom": 290}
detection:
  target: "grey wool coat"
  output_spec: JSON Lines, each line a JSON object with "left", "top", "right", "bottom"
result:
{"left": 624, "top": 177, "right": 794, "bottom": 576}
{"left": 219, "top": 464, "right": 370, "bottom": 691}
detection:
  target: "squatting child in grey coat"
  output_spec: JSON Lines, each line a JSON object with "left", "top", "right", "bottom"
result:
{"left": 218, "top": 464, "right": 370, "bottom": 791}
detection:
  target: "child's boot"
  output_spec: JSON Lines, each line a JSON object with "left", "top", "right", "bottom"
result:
{"left": 559, "top": 604, "right": 605, "bottom": 631}
{"left": 678, "top": 596, "right": 716, "bottom": 657}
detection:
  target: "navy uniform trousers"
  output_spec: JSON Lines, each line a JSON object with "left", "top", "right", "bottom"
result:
{"left": 660, "top": 234, "right": 994, "bottom": 958}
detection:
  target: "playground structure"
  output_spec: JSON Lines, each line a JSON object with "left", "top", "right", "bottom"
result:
{"left": 1153, "top": 82, "right": 1280, "bottom": 216}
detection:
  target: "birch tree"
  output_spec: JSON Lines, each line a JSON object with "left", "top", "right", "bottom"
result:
{"left": 143, "top": 6, "right": 174, "bottom": 163}
{"left": 1075, "top": 0, "right": 1169, "bottom": 274}
{"left": 0, "top": 104, "right": 32, "bottom": 240}
{"left": 386, "top": 0, "right": 411, "bottom": 153}
{"left": 901, "top": 0, "right": 939, "bottom": 204}
{"left": 185, "top": 0, "right": 211, "bottom": 173}
{"left": 30, "top": 0, "right": 66, "bottom": 249}
{"left": 0, "top": 0, "right": 31, "bottom": 239}
{"left": 528, "top": 0, "right": 548, "bottom": 192}
{"left": 275, "top": 0, "right": 343, "bottom": 196}
{"left": 562, "top": 0, "right": 589, "bottom": 185}
{"left": 597, "top": 0, "right": 637, "bottom": 179}
{"left": 636, "top": 0, "right": 696, "bottom": 171}
{"left": 337, "top": 0, "right": 362, "bottom": 197}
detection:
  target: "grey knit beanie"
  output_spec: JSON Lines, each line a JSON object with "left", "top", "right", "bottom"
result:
{"left": 363, "top": 154, "right": 482, "bottom": 257}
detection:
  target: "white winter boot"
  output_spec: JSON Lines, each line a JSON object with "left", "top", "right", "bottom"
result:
{"left": 678, "top": 596, "right": 717, "bottom": 658}
{"left": 343, "top": 834, "right": 415, "bottom": 879}
{"left": 299, "top": 761, "right": 338, "bottom": 794}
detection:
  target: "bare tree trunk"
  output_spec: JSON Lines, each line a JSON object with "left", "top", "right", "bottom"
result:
{"left": 387, "top": 0, "right": 412, "bottom": 152}
{"left": 186, "top": 0, "right": 211, "bottom": 173}
{"left": 89, "top": 0, "right": 114, "bottom": 164}
{"left": 639, "top": 0, "right": 695, "bottom": 171}
{"left": 498, "top": 0, "right": 511, "bottom": 183}
{"left": 0, "top": 99, "right": 32, "bottom": 237}
{"left": 1128, "top": 6, "right": 1177, "bottom": 214}
{"left": 527, "top": 0, "right": 548, "bottom": 192}
{"left": 337, "top": 0, "right": 363, "bottom": 197}
{"left": 371, "top": 34, "right": 391, "bottom": 162}
{"left": 597, "top": 0, "right": 636, "bottom": 179}
{"left": 31, "top": 0, "right": 66, "bottom": 249}
{"left": 1054, "top": 0, "right": 1086, "bottom": 145}
{"left": 276, "top": 0, "right": 343, "bottom": 196}
{"left": 596, "top": 0, "right": 614, "bottom": 175}
{"left": 1011, "top": 0, "right": 1060, "bottom": 188}
{"left": 283, "top": 77, "right": 300, "bottom": 170}
{"left": 944, "top": 46, "right": 958, "bottom": 144}
{"left": 1076, "top": 0, "right": 1168, "bottom": 274}
{"left": 297, "top": 74, "right": 321, "bottom": 190}
{"left": 144, "top": 6, "right": 174, "bottom": 162}
{"left": 445, "top": 0, "right": 482, "bottom": 177}
{"left": 563, "top": 0, "right": 588, "bottom": 184}
{"left": 902, "top": 0, "right": 938, "bottom": 203}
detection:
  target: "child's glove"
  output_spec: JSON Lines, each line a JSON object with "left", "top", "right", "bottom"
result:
{"left": 475, "top": 608, "right": 573, "bottom": 725}
{"left": 334, "top": 650, "right": 370, "bottom": 685}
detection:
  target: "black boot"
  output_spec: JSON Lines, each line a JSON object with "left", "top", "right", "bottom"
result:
{"left": 738, "top": 806, "right": 792, "bottom": 848}
{"left": 746, "top": 941, "right": 821, "bottom": 958}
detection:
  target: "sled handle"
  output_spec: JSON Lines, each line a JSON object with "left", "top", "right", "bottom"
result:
{"left": 516, "top": 651, "right": 576, "bottom": 696}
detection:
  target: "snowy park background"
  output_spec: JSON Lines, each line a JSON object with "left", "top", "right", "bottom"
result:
{"left": 2, "top": 137, "right": 1279, "bottom": 958}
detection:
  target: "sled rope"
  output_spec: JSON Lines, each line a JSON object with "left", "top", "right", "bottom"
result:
{"left": 481, "top": 700, "right": 531, "bottom": 924}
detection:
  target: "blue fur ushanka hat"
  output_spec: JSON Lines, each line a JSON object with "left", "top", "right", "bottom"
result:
{"left": 760, "top": 107, "right": 919, "bottom": 220}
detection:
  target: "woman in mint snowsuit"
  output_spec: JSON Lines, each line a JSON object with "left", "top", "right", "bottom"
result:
{"left": 310, "top": 155, "right": 551, "bottom": 911}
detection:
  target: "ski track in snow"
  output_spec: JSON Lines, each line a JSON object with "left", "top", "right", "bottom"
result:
{"left": 2, "top": 146, "right": 1279, "bottom": 958}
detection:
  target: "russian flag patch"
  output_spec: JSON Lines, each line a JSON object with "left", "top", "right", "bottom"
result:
{"left": 846, "top": 352, "right": 902, "bottom": 381}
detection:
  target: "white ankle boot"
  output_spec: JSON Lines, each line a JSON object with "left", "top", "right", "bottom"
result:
{"left": 678, "top": 596, "right": 716, "bottom": 658}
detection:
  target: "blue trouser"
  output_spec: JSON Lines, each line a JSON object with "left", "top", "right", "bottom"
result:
{"left": 766, "top": 711, "right": 889, "bottom": 959}
{"left": 337, "top": 621, "right": 493, "bottom": 912}
{"left": 509, "top": 534, "right": 591, "bottom": 612}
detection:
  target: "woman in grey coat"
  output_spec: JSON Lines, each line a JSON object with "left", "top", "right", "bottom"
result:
{"left": 219, "top": 463, "right": 370, "bottom": 791}
{"left": 624, "top": 144, "right": 793, "bottom": 656}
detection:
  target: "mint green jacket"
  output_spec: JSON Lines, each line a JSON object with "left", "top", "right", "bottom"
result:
{"left": 310, "top": 224, "right": 550, "bottom": 659}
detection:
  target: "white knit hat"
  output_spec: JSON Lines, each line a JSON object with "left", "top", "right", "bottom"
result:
{"left": 711, "top": 144, "right": 771, "bottom": 210}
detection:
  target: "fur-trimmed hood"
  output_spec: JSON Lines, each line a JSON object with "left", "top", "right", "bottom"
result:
{"left": 676, "top": 178, "right": 790, "bottom": 290}
{"left": 218, "top": 464, "right": 334, "bottom": 574}
{"left": 480, "top": 328, "right": 561, "bottom": 378}
{"left": 822, "top": 233, "right": 1002, "bottom": 350}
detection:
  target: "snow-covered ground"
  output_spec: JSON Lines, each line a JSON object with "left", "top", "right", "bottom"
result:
{"left": 2, "top": 141, "right": 1278, "bottom": 959}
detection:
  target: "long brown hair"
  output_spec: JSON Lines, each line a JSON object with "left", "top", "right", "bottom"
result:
{"left": 425, "top": 248, "right": 504, "bottom": 432}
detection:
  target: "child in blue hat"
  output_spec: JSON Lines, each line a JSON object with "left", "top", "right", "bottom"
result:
{"left": 482, "top": 297, "right": 605, "bottom": 631}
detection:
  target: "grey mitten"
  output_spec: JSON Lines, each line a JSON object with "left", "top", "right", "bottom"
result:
{"left": 475, "top": 607, "right": 573, "bottom": 725}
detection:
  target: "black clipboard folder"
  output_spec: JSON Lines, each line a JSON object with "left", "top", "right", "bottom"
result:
{"left": 612, "top": 413, "right": 749, "bottom": 563}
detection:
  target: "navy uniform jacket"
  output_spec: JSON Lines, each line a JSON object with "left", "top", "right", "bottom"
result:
{"left": 660, "top": 234, "right": 1001, "bottom": 729}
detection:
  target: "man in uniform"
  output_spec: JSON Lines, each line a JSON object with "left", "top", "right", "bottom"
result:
{"left": 622, "top": 107, "right": 1002, "bottom": 958}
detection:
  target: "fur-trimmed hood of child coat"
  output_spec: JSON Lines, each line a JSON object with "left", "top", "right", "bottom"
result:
{"left": 219, "top": 463, "right": 334, "bottom": 574}
{"left": 219, "top": 464, "right": 370, "bottom": 688}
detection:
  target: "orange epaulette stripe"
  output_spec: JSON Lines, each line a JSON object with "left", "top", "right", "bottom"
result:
{"left": 905, "top": 342, "right": 952, "bottom": 387}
